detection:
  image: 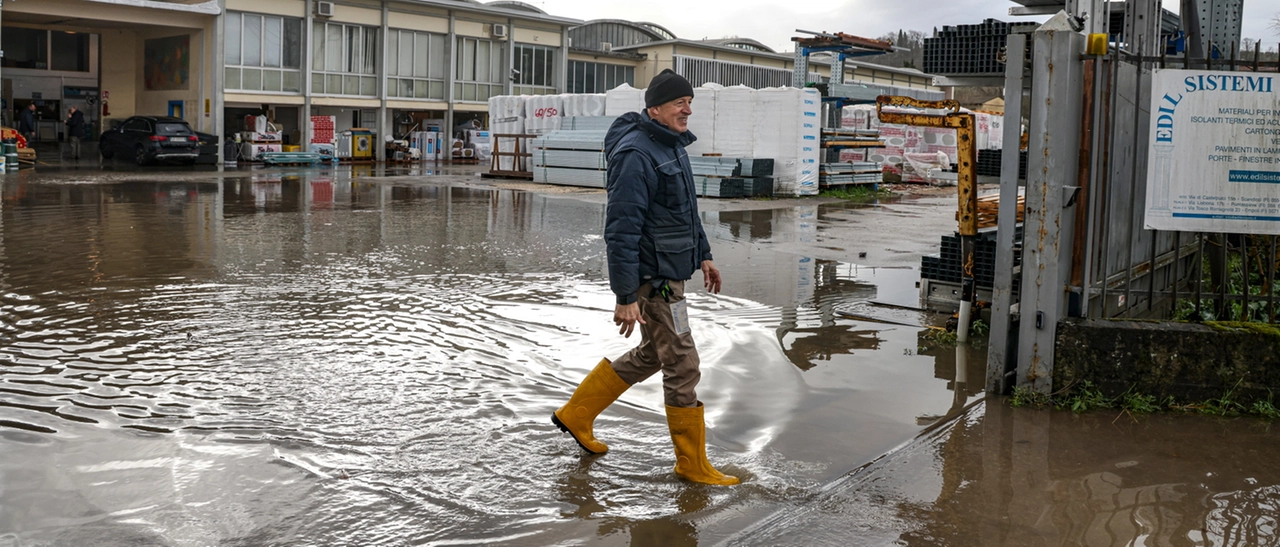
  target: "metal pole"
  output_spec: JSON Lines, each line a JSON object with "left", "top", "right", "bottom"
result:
{"left": 1195, "top": 233, "right": 1204, "bottom": 318}
{"left": 1082, "top": 51, "right": 1106, "bottom": 317}
{"left": 986, "top": 32, "right": 1027, "bottom": 394}
{"left": 1242, "top": 235, "right": 1250, "bottom": 320}
{"left": 1098, "top": 43, "right": 1120, "bottom": 316}
{"left": 1270, "top": 236, "right": 1277, "bottom": 322}
{"left": 956, "top": 112, "right": 977, "bottom": 344}
{"left": 1122, "top": 39, "right": 1144, "bottom": 316}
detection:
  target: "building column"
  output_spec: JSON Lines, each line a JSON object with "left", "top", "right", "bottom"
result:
{"left": 559, "top": 27, "right": 569, "bottom": 93}
{"left": 215, "top": 0, "right": 227, "bottom": 167}
{"left": 445, "top": 11, "right": 456, "bottom": 157}
{"left": 377, "top": 0, "right": 388, "bottom": 161}
{"left": 302, "top": 0, "right": 314, "bottom": 151}
{"left": 504, "top": 18, "right": 514, "bottom": 96}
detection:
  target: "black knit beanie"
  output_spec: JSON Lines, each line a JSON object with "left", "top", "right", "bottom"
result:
{"left": 644, "top": 69, "right": 694, "bottom": 109}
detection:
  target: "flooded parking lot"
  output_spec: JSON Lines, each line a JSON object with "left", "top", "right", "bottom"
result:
{"left": 2, "top": 165, "right": 1277, "bottom": 546}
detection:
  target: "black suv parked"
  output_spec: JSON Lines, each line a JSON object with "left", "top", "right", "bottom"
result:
{"left": 99, "top": 116, "right": 199, "bottom": 166}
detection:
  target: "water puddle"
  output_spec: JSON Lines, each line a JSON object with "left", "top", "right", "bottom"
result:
{"left": 2, "top": 173, "right": 983, "bottom": 544}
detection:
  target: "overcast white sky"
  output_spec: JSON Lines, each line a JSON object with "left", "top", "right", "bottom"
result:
{"left": 530, "top": 0, "right": 1280, "bottom": 55}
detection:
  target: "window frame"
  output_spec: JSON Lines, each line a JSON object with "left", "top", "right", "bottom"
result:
{"left": 224, "top": 11, "right": 303, "bottom": 94}
{"left": 387, "top": 28, "right": 447, "bottom": 101}
{"left": 311, "top": 21, "right": 378, "bottom": 97}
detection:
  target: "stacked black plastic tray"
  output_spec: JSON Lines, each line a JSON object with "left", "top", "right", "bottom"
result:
{"left": 919, "top": 228, "right": 1023, "bottom": 291}
{"left": 923, "top": 19, "right": 1035, "bottom": 75}
{"left": 975, "top": 149, "right": 1028, "bottom": 179}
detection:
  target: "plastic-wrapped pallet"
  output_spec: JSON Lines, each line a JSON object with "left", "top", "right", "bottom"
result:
{"left": 751, "top": 87, "right": 819, "bottom": 196}
{"left": 753, "top": 87, "right": 800, "bottom": 195}
{"left": 713, "top": 85, "right": 755, "bottom": 158}
{"left": 489, "top": 95, "right": 528, "bottom": 171}
{"left": 489, "top": 95, "right": 526, "bottom": 122}
{"left": 524, "top": 95, "right": 564, "bottom": 135}
{"left": 561, "top": 93, "right": 607, "bottom": 117}
{"left": 605, "top": 84, "right": 646, "bottom": 116}
{"left": 795, "top": 88, "right": 821, "bottom": 195}
{"left": 685, "top": 84, "right": 720, "bottom": 157}
{"left": 841, "top": 105, "right": 874, "bottom": 131}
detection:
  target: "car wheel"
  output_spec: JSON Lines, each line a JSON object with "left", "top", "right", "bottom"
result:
{"left": 135, "top": 145, "right": 150, "bottom": 166}
{"left": 100, "top": 141, "right": 114, "bottom": 159}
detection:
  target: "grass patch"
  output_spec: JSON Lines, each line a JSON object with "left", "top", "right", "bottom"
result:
{"left": 970, "top": 319, "right": 990, "bottom": 337}
{"left": 820, "top": 185, "right": 892, "bottom": 201}
{"left": 1006, "top": 381, "right": 1279, "bottom": 420}
{"left": 1010, "top": 386, "right": 1051, "bottom": 408}
{"left": 1061, "top": 381, "right": 1113, "bottom": 413}
{"left": 922, "top": 327, "right": 958, "bottom": 346}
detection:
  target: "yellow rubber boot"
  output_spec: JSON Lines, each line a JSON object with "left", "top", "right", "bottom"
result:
{"left": 552, "top": 358, "right": 630, "bottom": 454}
{"left": 666, "top": 403, "right": 740, "bottom": 486}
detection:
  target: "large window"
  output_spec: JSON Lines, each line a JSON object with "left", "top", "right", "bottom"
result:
{"left": 568, "top": 61, "right": 633, "bottom": 94}
{"left": 2, "top": 27, "right": 90, "bottom": 72}
{"left": 225, "top": 12, "right": 303, "bottom": 93}
{"left": 453, "top": 36, "right": 503, "bottom": 102}
{"left": 512, "top": 44, "right": 556, "bottom": 95}
{"left": 312, "top": 22, "right": 378, "bottom": 96}
{"left": 387, "top": 29, "right": 446, "bottom": 100}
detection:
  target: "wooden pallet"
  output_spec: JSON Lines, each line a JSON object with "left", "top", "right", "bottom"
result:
{"left": 957, "top": 193, "right": 1025, "bottom": 229}
{"left": 480, "top": 170, "right": 533, "bottom": 180}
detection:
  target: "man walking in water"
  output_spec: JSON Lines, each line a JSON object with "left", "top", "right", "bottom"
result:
{"left": 552, "top": 69, "right": 738, "bottom": 486}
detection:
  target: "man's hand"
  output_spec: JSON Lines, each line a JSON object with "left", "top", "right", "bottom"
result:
{"left": 614, "top": 302, "right": 645, "bottom": 338}
{"left": 702, "top": 260, "right": 721, "bottom": 294}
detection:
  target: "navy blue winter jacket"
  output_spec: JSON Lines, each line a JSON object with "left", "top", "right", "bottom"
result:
{"left": 604, "top": 111, "right": 713, "bottom": 305}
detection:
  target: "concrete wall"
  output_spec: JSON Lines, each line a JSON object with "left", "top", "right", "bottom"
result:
{"left": 1055, "top": 318, "right": 1280, "bottom": 404}
{"left": 133, "top": 28, "right": 205, "bottom": 126}
{"left": 101, "top": 30, "right": 139, "bottom": 122}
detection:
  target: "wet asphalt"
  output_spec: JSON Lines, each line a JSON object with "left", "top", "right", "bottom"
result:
{"left": 0, "top": 156, "right": 1277, "bottom": 546}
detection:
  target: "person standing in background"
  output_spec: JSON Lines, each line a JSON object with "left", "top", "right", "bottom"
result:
{"left": 65, "top": 107, "right": 85, "bottom": 160}
{"left": 19, "top": 104, "right": 37, "bottom": 144}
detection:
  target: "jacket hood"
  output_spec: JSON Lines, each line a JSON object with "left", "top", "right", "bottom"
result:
{"left": 605, "top": 111, "right": 697, "bottom": 158}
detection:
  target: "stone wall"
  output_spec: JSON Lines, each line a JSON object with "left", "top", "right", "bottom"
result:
{"left": 1055, "top": 318, "right": 1280, "bottom": 403}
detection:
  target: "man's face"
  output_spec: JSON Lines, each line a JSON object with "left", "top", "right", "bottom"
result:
{"left": 648, "top": 96, "right": 693, "bottom": 133}
{"left": 28, "top": 104, "right": 35, "bottom": 111}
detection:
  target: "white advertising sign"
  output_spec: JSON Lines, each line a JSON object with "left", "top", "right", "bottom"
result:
{"left": 1145, "top": 69, "right": 1280, "bottom": 234}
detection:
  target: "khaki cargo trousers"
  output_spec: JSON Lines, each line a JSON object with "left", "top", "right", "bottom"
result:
{"left": 610, "top": 280, "right": 701, "bottom": 408}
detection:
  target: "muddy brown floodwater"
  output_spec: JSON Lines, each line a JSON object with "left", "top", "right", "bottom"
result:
{"left": 1, "top": 164, "right": 1277, "bottom": 546}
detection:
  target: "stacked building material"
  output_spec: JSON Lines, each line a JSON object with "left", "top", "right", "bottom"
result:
{"left": 605, "top": 84, "right": 646, "bottom": 115}
{"left": 688, "top": 156, "right": 775, "bottom": 198}
{"left": 753, "top": 87, "right": 821, "bottom": 196}
{"left": 685, "top": 84, "right": 720, "bottom": 157}
{"left": 525, "top": 95, "right": 565, "bottom": 134}
{"left": 530, "top": 130, "right": 608, "bottom": 188}
{"left": 919, "top": 227, "right": 1023, "bottom": 291}
{"left": 923, "top": 19, "right": 1036, "bottom": 75}
{"left": 819, "top": 161, "right": 882, "bottom": 186}
{"left": 489, "top": 96, "right": 527, "bottom": 171}
{"left": 694, "top": 177, "right": 744, "bottom": 198}
{"left": 713, "top": 85, "right": 756, "bottom": 158}
{"left": 562, "top": 116, "right": 618, "bottom": 131}
{"left": 561, "top": 93, "right": 606, "bottom": 117}
{"left": 975, "top": 149, "right": 1028, "bottom": 178}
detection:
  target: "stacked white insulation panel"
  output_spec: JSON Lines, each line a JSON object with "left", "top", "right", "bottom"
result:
{"left": 489, "top": 95, "right": 527, "bottom": 171}
{"left": 753, "top": 87, "right": 821, "bottom": 196}
{"left": 712, "top": 85, "right": 755, "bottom": 158}
{"left": 561, "top": 93, "right": 607, "bottom": 117}
{"left": 685, "top": 83, "right": 719, "bottom": 157}
{"left": 605, "top": 84, "right": 646, "bottom": 116}
{"left": 525, "top": 95, "right": 565, "bottom": 135}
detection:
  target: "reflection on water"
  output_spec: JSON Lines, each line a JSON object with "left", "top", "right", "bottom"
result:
{"left": 2, "top": 172, "right": 983, "bottom": 545}
{"left": 726, "top": 399, "right": 1280, "bottom": 547}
